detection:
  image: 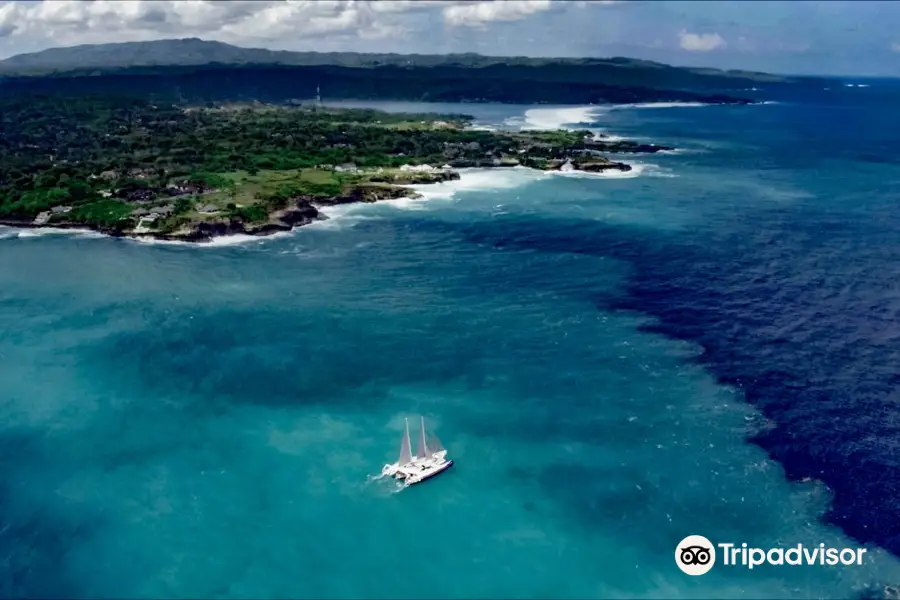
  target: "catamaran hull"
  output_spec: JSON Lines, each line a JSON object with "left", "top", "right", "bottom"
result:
{"left": 404, "top": 460, "right": 453, "bottom": 486}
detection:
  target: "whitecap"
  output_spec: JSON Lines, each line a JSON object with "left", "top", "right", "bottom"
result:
{"left": 395, "top": 162, "right": 670, "bottom": 206}
{"left": 521, "top": 106, "right": 601, "bottom": 130}
{"left": 130, "top": 231, "right": 292, "bottom": 248}
{"left": 2, "top": 226, "right": 106, "bottom": 240}
{"left": 594, "top": 132, "right": 629, "bottom": 142}
{"left": 308, "top": 203, "right": 386, "bottom": 228}
{"left": 517, "top": 105, "right": 655, "bottom": 142}
{"left": 401, "top": 167, "right": 549, "bottom": 202}
{"left": 656, "top": 148, "right": 704, "bottom": 156}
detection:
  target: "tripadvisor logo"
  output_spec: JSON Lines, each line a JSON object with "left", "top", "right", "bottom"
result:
{"left": 675, "top": 535, "right": 868, "bottom": 575}
{"left": 676, "top": 535, "right": 716, "bottom": 576}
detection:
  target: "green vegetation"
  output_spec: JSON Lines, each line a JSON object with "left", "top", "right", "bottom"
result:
{"left": 5, "top": 187, "right": 73, "bottom": 216}
{"left": 186, "top": 172, "right": 234, "bottom": 190}
{"left": 231, "top": 204, "right": 268, "bottom": 223}
{"left": 0, "top": 63, "right": 757, "bottom": 106}
{"left": 0, "top": 95, "right": 471, "bottom": 222}
{"left": 66, "top": 200, "right": 134, "bottom": 226}
{"left": 0, "top": 93, "right": 637, "bottom": 237}
{"left": 218, "top": 169, "right": 345, "bottom": 224}
{"left": 0, "top": 94, "right": 575, "bottom": 219}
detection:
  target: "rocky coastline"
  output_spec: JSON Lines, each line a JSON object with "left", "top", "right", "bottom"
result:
{"left": 1, "top": 157, "right": 634, "bottom": 244}
{"left": 0, "top": 97, "right": 678, "bottom": 244}
{"left": 3, "top": 192, "right": 386, "bottom": 243}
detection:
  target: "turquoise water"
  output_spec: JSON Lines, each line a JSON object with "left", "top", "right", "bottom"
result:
{"left": 2, "top": 98, "right": 900, "bottom": 598}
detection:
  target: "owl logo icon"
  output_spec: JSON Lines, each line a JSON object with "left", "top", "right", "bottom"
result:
{"left": 675, "top": 535, "right": 716, "bottom": 575}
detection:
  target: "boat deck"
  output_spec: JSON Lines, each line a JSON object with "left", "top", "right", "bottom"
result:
{"left": 394, "top": 453, "right": 450, "bottom": 479}
{"left": 396, "top": 461, "right": 441, "bottom": 478}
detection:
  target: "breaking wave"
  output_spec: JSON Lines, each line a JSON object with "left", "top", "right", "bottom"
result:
{"left": 518, "top": 106, "right": 602, "bottom": 130}
{"left": 0, "top": 226, "right": 106, "bottom": 240}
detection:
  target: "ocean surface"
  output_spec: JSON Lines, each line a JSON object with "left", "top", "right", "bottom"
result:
{"left": 3, "top": 85, "right": 900, "bottom": 598}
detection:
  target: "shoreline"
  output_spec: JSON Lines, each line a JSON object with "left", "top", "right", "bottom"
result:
{"left": 0, "top": 161, "right": 635, "bottom": 244}
{"left": 0, "top": 98, "right": 684, "bottom": 246}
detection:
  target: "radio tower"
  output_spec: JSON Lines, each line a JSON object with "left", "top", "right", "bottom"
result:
{"left": 315, "top": 84, "right": 321, "bottom": 109}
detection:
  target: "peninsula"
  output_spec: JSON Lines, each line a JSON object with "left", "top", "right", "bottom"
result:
{"left": 0, "top": 39, "right": 811, "bottom": 243}
{"left": 0, "top": 96, "right": 671, "bottom": 243}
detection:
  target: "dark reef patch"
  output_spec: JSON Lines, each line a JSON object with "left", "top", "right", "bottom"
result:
{"left": 417, "top": 208, "right": 900, "bottom": 558}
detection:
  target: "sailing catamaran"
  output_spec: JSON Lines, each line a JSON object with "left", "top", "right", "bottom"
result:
{"left": 381, "top": 416, "right": 453, "bottom": 486}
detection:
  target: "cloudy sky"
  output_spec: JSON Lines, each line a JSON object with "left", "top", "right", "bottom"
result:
{"left": 0, "top": 0, "right": 898, "bottom": 76}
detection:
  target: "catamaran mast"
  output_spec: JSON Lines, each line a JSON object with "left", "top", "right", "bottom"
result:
{"left": 399, "top": 417, "right": 413, "bottom": 466}
{"left": 418, "top": 415, "right": 429, "bottom": 460}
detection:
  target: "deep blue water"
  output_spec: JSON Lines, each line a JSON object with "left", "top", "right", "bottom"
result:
{"left": 2, "top": 86, "right": 900, "bottom": 598}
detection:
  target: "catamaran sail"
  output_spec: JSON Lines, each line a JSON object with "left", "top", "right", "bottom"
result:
{"left": 426, "top": 432, "right": 445, "bottom": 454}
{"left": 398, "top": 417, "right": 413, "bottom": 466}
{"left": 416, "top": 415, "right": 429, "bottom": 460}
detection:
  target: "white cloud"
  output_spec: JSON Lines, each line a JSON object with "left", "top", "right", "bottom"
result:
{"left": 443, "top": 1, "right": 553, "bottom": 28}
{"left": 218, "top": 1, "right": 372, "bottom": 41}
{"left": 892, "top": 42, "right": 900, "bottom": 53}
{"left": 574, "top": 0, "right": 621, "bottom": 6}
{"left": 0, "top": 2, "right": 19, "bottom": 37}
{"left": 0, "top": 1, "right": 415, "bottom": 46}
{"left": 678, "top": 29, "right": 726, "bottom": 52}
{"left": 0, "top": 0, "right": 570, "bottom": 50}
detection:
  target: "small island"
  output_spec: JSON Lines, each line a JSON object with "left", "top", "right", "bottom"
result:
{"left": 0, "top": 96, "right": 672, "bottom": 243}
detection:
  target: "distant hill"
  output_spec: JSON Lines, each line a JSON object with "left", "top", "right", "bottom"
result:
{"left": 0, "top": 38, "right": 797, "bottom": 86}
{"left": 0, "top": 38, "right": 294, "bottom": 72}
{"left": 0, "top": 38, "right": 826, "bottom": 106}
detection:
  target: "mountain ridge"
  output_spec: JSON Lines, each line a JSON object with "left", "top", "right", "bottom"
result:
{"left": 0, "top": 38, "right": 829, "bottom": 106}
{"left": 0, "top": 37, "right": 796, "bottom": 86}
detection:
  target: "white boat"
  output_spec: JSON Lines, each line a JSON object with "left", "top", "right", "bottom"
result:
{"left": 381, "top": 416, "right": 453, "bottom": 486}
